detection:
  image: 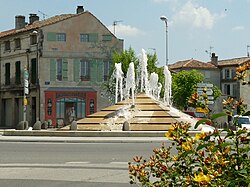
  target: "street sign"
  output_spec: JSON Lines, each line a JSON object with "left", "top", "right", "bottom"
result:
{"left": 24, "top": 98, "right": 28, "bottom": 106}
{"left": 197, "top": 83, "right": 213, "bottom": 88}
{"left": 197, "top": 90, "right": 213, "bottom": 96}
{"left": 24, "top": 71, "right": 29, "bottom": 80}
{"left": 24, "top": 87, "right": 29, "bottom": 95}
{"left": 24, "top": 79, "right": 29, "bottom": 88}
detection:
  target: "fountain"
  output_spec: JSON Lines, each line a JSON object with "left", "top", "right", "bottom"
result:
{"left": 76, "top": 48, "right": 206, "bottom": 131}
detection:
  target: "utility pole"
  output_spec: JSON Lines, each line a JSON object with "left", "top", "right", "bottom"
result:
{"left": 113, "top": 20, "right": 123, "bottom": 35}
{"left": 247, "top": 45, "right": 250, "bottom": 57}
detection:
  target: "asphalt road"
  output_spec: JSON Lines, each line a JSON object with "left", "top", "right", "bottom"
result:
{"left": 0, "top": 141, "right": 172, "bottom": 187}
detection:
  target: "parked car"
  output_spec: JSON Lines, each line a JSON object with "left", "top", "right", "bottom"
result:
{"left": 233, "top": 115, "right": 250, "bottom": 130}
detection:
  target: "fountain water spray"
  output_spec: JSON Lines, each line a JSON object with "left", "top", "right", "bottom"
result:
{"left": 125, "top": 62, "right": 135, "bottom": 105}
{"left": 149, "top": 72, "right": 159, "bottom": 99}
{"left": 114, "top": 63, "right": 124, "bottom": 103}
{"left": 139, "top": 49, "right": 149, "bottom": 94}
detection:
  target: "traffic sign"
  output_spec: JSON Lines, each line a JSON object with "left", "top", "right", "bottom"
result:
{"left": 197, "top": 83, "right": 213, "bottom": 88}
{"left": 24, "top": 79, "right": 29, "bottom": 88}
{"left": 24, "top": 71, "right": 29, "bottom": 80}
{"left": 24, "top": 87, "right": 29, "bottom": 95}
{"left": 24, "top": 98, "right": 28, "bottom": 106}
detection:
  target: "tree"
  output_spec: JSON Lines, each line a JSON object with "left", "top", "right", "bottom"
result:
{"left": 172, "top": 70, "right": 204, "bottom": 110}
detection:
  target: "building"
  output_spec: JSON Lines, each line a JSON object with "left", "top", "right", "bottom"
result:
{"left": 168, "top": 59, "right": 220, "bottom": 88}
{"left": 169, "top": 53, "right": 250, "bottom": 111}
{"left": 210, "top": 53, "right": 250, "bottom": 110}
{"left": 0, "top": 6, "right": 123, "bottom": 128}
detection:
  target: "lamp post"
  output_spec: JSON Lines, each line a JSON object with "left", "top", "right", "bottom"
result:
{"left": 160, "top": 16, "right": 168, "bottom": 65}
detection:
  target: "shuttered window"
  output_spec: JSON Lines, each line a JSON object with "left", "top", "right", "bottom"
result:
{"left": 5, "top": 63, "right": 10, "bottom": 85}
{"left": 50, "top": 59, "right": 56, "bottom": 81}
{"left": 80, "top": 33, "right": 98, "bottom": 42}
{"left": 47, "top": 32, "right": 66, "bottom": 42}
{"left": 73, "top": 59, "right": 80, "bottom": 82}
{"left": 15, "top": 61, "right": 21, "bottom": 84}
{"left": 62, "top": 60, "right": 68, "bottom": 81}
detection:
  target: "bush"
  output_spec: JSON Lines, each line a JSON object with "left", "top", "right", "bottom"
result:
{"left": 128, "top": 98, "right": 250, "bottom": 186}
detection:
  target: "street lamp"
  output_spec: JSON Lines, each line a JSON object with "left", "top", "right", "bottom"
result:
{"left": 160, "top": 16, "right": 168, "bottom": 65}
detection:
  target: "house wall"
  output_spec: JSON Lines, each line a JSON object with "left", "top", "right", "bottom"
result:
{"left": 0, "top": 11, "right": 123, "bottom": 128}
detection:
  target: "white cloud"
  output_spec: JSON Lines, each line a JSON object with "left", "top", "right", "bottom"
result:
{"left": 107, "top": 24, "right": 143, "bottom": 37}
{"left": 173, "top": 1, "right": 216, "bottom": 29}
{"left": 232, "top": 26, "right": 245, "bottom": 31}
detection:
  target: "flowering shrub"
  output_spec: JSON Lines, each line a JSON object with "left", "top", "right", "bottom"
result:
{"left": 128, "top": 98, "right": 250, "bottom": 186}
{"left": 235, "top": 62, "right": 250, "bottom": 84}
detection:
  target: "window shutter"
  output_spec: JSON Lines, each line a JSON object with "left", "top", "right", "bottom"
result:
{"left": 222, "top": 69, "right": 225, "bottom": 79}
{"left": 97, "top": 61, "right": 104, "bottom": 82}
{"left": 74, "top": 59, "right": 80, "bottom": 82}
{"left": 89, "top": 33, "right": 98, "bottom": 42}
{"left": 90, "top": 60, "right": 97, "bottom": 82}
{"left": 47, "top": 32, "right": 56, "bottom": 41}
{"left": 50, "top": 59, "right": 56, "bottom": 81}
{"left": 102, "top": 35, "right": 112, "bottom": 41}
{"left": 62, "top": 60, "right": 68, "bottom": 81}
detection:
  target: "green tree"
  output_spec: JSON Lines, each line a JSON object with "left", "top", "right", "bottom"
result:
{"left": 172, "top": 70, "right": 204, "bottom": 110}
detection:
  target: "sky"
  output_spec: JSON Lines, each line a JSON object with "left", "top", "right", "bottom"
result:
{"left": 1, "top": 0, "right": 250, "bottom": 67}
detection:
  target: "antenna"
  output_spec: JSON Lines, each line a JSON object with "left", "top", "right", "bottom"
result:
{"left": 113, "top": 20, "right": 123, "bottom": 35}
{"left": 38, "top": 10, "right": 49, "bottom": 20}
{"left": 205, "top": 46, "right": 214, "bottom": 58}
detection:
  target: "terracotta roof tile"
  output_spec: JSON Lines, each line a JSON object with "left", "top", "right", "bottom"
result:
{"left": 217, "top": 57, "right": 250, "bottom": 66}
{"left": 169, "top": 59, "right": 217, "bottom": 70}
{"left": 0, "top": 13, "right": 83, "bottom": 38}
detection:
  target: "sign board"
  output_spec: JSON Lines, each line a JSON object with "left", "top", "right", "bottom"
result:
{"left": 24, "top": 87, "right": 29, "bottom": 95}
{"left": 24, "top": 79, "right": 29, "bottom": 88}
{"left": 197, "top": 90, "right": 213, "bottom": 96}
{"left": 197, "top": 83, "right": 213, "bottom": 88}
{"left": 23, "top": 98, "right": 28, "bottom": 106}
{"left": 24, "top": 71, "right": 29, "bottom": 80}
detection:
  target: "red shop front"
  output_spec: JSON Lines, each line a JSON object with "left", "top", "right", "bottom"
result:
{"left": 44, "top": 87, "right": 97, "bottom": 127}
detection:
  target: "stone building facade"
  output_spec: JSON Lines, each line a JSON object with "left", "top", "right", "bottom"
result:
{"left": 0, "top": 6, "right": 123, "bottom": 128}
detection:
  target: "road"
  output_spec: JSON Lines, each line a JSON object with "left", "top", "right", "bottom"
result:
{"left": 0, "top": 141, "right": 172, "bottom": 187}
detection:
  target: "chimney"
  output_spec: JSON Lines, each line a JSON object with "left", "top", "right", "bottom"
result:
{"left": 76, "top": 6, "right": 84, "bottom": 14}
{"left": 29, "top": 14, "right": 39, "bottom": 24}
{"left": 211, "top": 53, "right": 218, "bottom": 66}
{"left": 15, "top": 15, "right": 26, "bottom": 29}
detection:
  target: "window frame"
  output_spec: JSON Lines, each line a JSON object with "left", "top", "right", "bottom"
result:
{"left": 14, "top": 38, "right": 21, "bottom": 49}
{"left": 80, "top": 59, "right": 90, "bottom": 81}
{"left": 4, "top": 40, "right": 11, "bottom": 51}
{"left": 56, "top": 33, "right": 66, "bottom": 42}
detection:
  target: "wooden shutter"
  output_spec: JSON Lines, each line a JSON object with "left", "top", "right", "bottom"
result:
{"left": 97, "top": 61, "right": 104, "bottom": 82}
{"left": 62, "top": 59, "right": 68, "bottom": 81}
{"left": 74, "top": 59, "right": 80, "bottom": 82}
{"left": 89, "top": 33, "right": 98, "bottom": 42}
{"left": 50, "top": 59, "right": 56, "bottom": 81}
{"left": 47, "top": 32, "right": 56, "bottom": 41}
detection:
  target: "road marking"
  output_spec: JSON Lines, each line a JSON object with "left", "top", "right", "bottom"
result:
{"left": 65, "top": 162, "right": 89, "bottom": 165}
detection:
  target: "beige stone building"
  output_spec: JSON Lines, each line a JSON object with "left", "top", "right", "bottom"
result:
{"left": 0, "top": 6, "right": 123, "bottom": 128}
{"left": 169, "top": 53, "right": 250, "bottom": 112}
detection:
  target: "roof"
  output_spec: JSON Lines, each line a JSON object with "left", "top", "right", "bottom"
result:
{"left": 169, "top": 59, "right": 217, "bottom": 70}
{"left": 0, "top": 11, "right": 115, "bottom": 39}
{"left": 216, "top": 57, "right": 250, "bottom": 67}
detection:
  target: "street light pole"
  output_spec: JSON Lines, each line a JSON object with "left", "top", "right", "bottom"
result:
{"left": 160, "top": 16, "right": 168, "bottom": 65}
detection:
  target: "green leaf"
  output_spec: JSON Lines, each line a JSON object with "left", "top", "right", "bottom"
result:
{"left": 194, "top": 119, "right": 211, "bottom": 129}
{"left": 211, "top": 112, "right": 227, "bottom": 120}
{"left": 196, "top": 143, "right": 212, "bottom": 151}
{"left": 243, "top": 111, "right": 250, "bottom": 116}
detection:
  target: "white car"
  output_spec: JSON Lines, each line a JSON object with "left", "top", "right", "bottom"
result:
{"left": 233, "top": 115, "right": 250, "bottom": 130}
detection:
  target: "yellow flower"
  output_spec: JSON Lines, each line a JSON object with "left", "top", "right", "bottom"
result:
{"left": 165, "top": 127, "right": 174, "bottom": 139}
{"left": 195, "top": 132, "right": 207, "bottom": 140}
{"left": 181, "top": 141, "right": 193, "bottom": 151}
{"left": 193, "top": 172, "right": 211, "bottom": 183}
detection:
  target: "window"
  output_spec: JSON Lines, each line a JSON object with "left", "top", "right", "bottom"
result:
{"left": 104, "top": 61, "right": 111, "bottom": 81}
{"left": 14, "top": 38, "right": 21, "bottom": 49}
{"left": 4, "top": 41, "right": 10, "bottom": 51}
{"left": 5, "top": 63, "right": 10, "bottom": 85}
{"left": 15, "top": 61, "right": 21, "bottom": 84}
{"left": 30, "top": 34, "right": 37, "bottom": 45}
{"left": 102, "top": 35, "right": 112, "bottom": 41}
{"left": 223, "top": 83, "right": 237, "bottom": 97}
{"left": 47, "top": 32, "right": 66, "bottom": 42}
{"left": 80, "top": 33, "right": 98, "bottom": 42}
{"left": 57, "top": 59, "right": 63, "bottom": 81}
{"left": 56, "top": 33, "right": 66, "bottom": 41}
{"left": 31, "top": 58, "right": 37, "bottom": 84}
{"left": 80, "top": 60, "right": 90, "bottom": 81}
